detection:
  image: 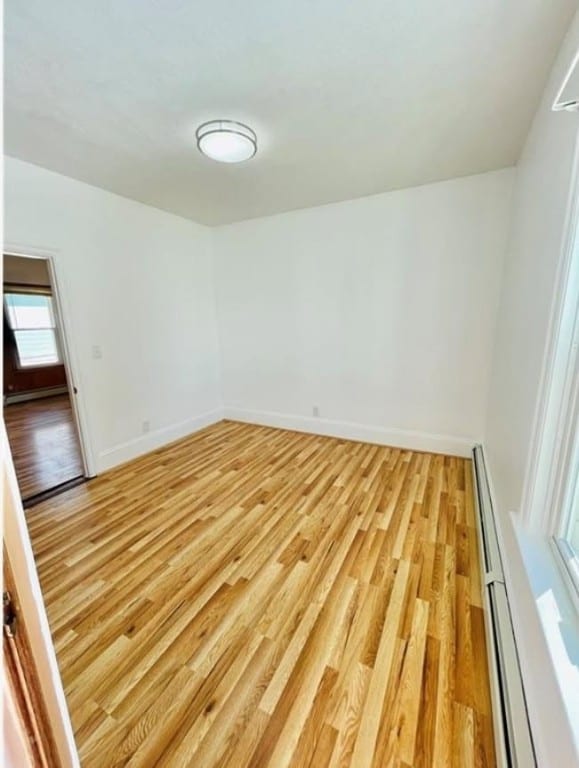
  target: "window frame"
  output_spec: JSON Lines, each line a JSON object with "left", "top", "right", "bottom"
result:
{"left": 552, "top": 348, "right": 579, "bottom": 602}
{"left": 3, "top": 284, "right": 63, "bottom": 370}
{"left": 519, "top": 131, "right": 579, "bottom": 604}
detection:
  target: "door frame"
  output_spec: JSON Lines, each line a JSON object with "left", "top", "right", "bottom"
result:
{"left": 4, "top": 546, "right": 63, "bottom": 766}
{"left": 3, "top": 245, "right": 96, "bottom": 478}
{"left": 2, "top": 422, "right": 80, "bottom": 767}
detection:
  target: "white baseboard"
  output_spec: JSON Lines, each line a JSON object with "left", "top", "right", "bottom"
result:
{"left": 224, "top": 407, "right": 475, "bottom": 457}
{"left": 97, "top": 407, "right": 224, "bottom": 472}
{"left": 5, "top": 386, "right": 69, "bottom": 405}
{"left": 96, "top": 405, "right": 475, "bottom": 473}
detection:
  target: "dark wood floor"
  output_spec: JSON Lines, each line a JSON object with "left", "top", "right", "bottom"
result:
{"left": 4, "top": 393, "right": 84, "bottom": 500}
{"left": 27, "top": 421, "right": 495, "bottom": 767}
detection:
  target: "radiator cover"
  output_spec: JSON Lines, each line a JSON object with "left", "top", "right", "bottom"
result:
{"left": 472, "top": 445, "right": 536, "bottom": 768}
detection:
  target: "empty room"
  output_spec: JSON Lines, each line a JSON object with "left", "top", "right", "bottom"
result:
{"left": 2, "top": 3, "right": 579, "bottom": 768}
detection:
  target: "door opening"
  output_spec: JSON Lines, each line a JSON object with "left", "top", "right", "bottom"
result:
{"left": 3, "top": 252, "right": 87, "bottom": 505}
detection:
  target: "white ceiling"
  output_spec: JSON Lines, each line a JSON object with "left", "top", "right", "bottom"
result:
{"left": 5, "top": 1, "right": 576, "bottom": 225}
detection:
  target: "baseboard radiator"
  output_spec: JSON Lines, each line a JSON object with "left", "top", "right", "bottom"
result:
{"left": 4, "top": 385, "right": 69, "bottom": 405}
{"left": 472, "top": 446, "right": 536, "bottom": 768}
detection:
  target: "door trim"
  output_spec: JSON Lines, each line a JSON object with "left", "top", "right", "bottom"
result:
{"left": 3, "top": 245, "right": 96, "bottom": 478}
{"left": 4, "top": 550, "right": 62, "bottom": 767}
{"left": 2, "top": 422, "right": 80, "bottom": 767}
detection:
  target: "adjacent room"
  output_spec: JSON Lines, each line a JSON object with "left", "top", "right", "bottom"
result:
{"left": 3, "top": 254, "right": 85, "bottom": 504}
{"left": 2, "top": 3, "right": 579, "bottom": 768}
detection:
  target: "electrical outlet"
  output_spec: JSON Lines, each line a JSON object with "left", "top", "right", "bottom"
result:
{"left": 313, "top": 405, "right": 320, "bottom": 417}
{"left": 142, "top": 420, "right": 150, "bottom": 434}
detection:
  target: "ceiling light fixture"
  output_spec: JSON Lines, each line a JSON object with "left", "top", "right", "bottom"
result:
{"left": 196, "top": 120, "right": 257, "bottom": 163}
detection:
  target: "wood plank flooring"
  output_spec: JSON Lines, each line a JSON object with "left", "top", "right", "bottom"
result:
{"left": 4, "top": 394, "right": 84, "bottom": 500}
{"left": 26, "top": 420, "right": 495, "bottom": 767}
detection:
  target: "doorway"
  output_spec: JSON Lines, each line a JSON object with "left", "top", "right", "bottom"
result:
{"left": 3, "top": 253, "right": 86, "bottom": 504}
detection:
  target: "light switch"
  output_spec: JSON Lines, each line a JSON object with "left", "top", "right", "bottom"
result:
{"left": 92, "top": 345, "right": 102, "bottom": 360}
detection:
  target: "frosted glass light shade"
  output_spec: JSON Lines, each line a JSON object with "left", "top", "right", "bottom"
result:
{"left": 196, "top": 120, "right": 257, "bottom": 163}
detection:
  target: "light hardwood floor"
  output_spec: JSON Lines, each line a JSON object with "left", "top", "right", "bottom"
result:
{"left": 27, "top": 421, "right": 495, "bottom": 768}
{"left": 4, "top": 394, "right": 84, "bottom": 499}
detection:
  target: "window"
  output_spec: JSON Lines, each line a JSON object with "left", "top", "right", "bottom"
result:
{"left": 562, "top": 426, "right": 579, "bottom": 555}
{"left": 555, "top": 399, "right": 579, "bottom": 593}
{"left": 550, "top": 224, "right": 579, "bottom": 597}
{"left": 4, "top": 291, "right": 61, "bottom": 368}
{"left": 522, "top": 183, "right": 579, "bottom": 599}
{"left": 566, "top": 491, "right": 579, "bottom": 555}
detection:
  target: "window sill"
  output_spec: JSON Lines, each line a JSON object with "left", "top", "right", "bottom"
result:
{"left": 553, "top": 537, "right": 579, "bottom": 611}
{"left": 511, "top": 515, "right": 579, "bottom": 763}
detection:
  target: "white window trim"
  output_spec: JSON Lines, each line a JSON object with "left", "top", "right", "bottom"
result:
{"left": 552, "top": 537, "right": 579, "bottom": 610}
{"left": 546, "top": 290, "right": 579, "bottom": 541}
{"left": 521, "top": 128, "right": 579, "bottom": 539}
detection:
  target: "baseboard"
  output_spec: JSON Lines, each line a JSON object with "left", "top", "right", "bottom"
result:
{"left": 97, "top": 407, "right": 224, "bottom": 472}
{"left": 4, "top": 386, "right": 69, "bottom": 405}
{"left": 224, "top": 407, "right": 475, "bottom": 457}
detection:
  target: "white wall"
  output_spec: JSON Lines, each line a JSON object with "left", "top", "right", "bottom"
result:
{"left": 485, "top": 15, "right": 579, "bottom": 518}
{"left": 4, "top": 157, "right": 222, "bottom": 472}
{"left": 214, "top": 169, "right": 514, "bottom": 456}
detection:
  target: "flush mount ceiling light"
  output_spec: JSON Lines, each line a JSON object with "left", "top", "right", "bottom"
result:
{"left": 196, "top": 120, "right": 257, "bottom": 163}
